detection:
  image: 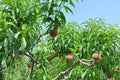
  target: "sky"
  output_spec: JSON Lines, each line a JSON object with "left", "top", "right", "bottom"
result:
{"left": 64, "top": 0, "right": 120, "bottom": 24}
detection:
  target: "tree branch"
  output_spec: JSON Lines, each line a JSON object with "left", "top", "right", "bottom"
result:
{"left": 52, "top": 59, "right": 95, "bottom": 80}
{"left": 29, "top": 32, "right": 48, "bottom": 52}
{"left": 24, "top": 32, "right": 49, "bottom": 63}
{"left": 24, "top": 52, "right": 37, "bottom": 62}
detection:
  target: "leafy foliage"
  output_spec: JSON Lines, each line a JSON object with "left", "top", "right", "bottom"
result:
{"left": 47, "top": 19, "right": 120, "bottom": 79}
{"left": 0, "top": 0, "right": 120, "bottom": 80}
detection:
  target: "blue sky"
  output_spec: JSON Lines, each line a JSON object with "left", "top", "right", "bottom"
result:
{"left": 64, "top": 0, "right": 120, "bottom": 24}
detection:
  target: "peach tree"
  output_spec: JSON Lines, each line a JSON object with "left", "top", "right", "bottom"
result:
{"left": 0, "top": 0, "right": 82, "bottom": 79}
{"left": 0, "top": 0, "right": 120, "bottom": 80}
{"left": 46, "top": 19, "right": 120, "bottom": 80}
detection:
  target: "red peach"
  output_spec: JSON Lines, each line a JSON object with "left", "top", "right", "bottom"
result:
{"left": 92, "top": 53, "right": 100, "bottom": 61}
{"left": 50, "top": 29, "right": 57, "bottom": 37}
{"left": 51, "top": 49, "right": 56, "bottom": 54}
{"left": 66, "top": 54, "right": 73, "bottom": 61}
{"left": 27, "top": 63, "right": 33, "bottom": 68}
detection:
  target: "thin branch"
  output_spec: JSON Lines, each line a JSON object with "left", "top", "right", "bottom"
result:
{"left": 29, "top": 32, "right": 48, "bottom": 52}
{"left": 45, "top": 54, "right": 58, "bottom": 61}
{"left": 24, "top": 52, "right": 36, "bottom": 62}
{"left": 79, "top": 59, "right": 95, "bottom": 67}
{"left": 34, "top": 33, "right": 47, "bottom": 46}
{"left": 80, "top": 59, "right": 94, "bottom": 62}
{"left": 52, "top": 59, "right": 80, "bottom": 80}
{"left": 52, "top": 59, "right": 95, "bottom": 80}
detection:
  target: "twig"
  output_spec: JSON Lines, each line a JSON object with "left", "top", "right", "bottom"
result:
{"left": 79, "top": 59, "right": 95, "bottom": 67}
{"left": 45, "top": 54, "right": 58, "bottom": 61}
{"left": 52, "top": 59, "right": 80, "bottom": 80}
{"left": 24, "top": 32, "right": 48, "bottom": 63}
{"left": 80, "top": 59, "right": 94, "bottom": 62}
{"left": 52, "top": 59, "right": 95, "bottom": 80}
{"left": 34, "top": 33, "right": 47, "bottom": 46}
{"left": 24, "top": 52, "right": 36, "bottom": 62}
{"left": 29, "top": 32, "right": 48, "bottom": 52}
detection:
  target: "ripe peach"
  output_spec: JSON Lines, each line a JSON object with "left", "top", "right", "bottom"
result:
{"left": 51, "top": 49, "right": 56, "bottom": 54}
{"left": 107, "top": 74, "right": 112, "bottom": 79}
{"left": 27, "top": 63, "right": 33, "bottom": 68}
{"left": 50, "top": 29, "right": 57, "bottom": 37}
{"left": 66, "top": 54, "right": 73, "bottom": 61}
{"left": 92, "top": 53, "right": 100, "bottom": 61}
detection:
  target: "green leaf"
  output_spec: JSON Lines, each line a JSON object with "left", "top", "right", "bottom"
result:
{"left": 63, "top": 6, "right": 73, "bottom": 14}
{"left": 4, "top": 38, "right": 8, "bottom": 53}
{"left": 14, "top": 32, "right": 21, "bottom": 39}
{"left": 81, "top": 69, "right": 88, "bottom": 79}
{"left": 0, "top": 11, "right": 2, "bottom": 18}
{"left": 69, "top": 0, "right": 75, "bottom": 7}
{"left": 6, "top": 58, "right": 12, "bottom": 66}
{"left": 7, "top": 22, "right": 17, "bottom": 28}
{"left": 5, "top": 14, "right": 17, "bottom": 24}
{"left": 58, "top": 11, "right": 66, "bottom": 24}
{"left": 21, "top": 37, "right": 27, "bottom": 50}
{"left": 88, "top": 33, "right": 93, "bottom": 41}
{"left": 55, "top": 10, "right": 66, "bottom": 25}
{"left": 0, "top": 45, "right": 2, "bottom": 50}
{"left": 0, "top": 53, "right": 4, "bottom": 65}
{"left": 76, "top": 0, "right": 83, "bottom": 2}
{"left": 7, "top": 28, "right": 14, "bottom": 40}
{"left": 7, "top": 28, "right": 15, "bottom": 46}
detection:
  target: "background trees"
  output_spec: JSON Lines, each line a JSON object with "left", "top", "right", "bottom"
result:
{"left": 0, "top": 0, "right": 120, "bottom": 80}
